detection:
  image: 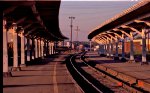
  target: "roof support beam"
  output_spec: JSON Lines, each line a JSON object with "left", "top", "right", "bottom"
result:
{"left": 121, "top": 25, "right": 142, "bottom": 35}
{"left": 31, "top": 5, "right": 45, "bottom": 28}
{"left": 23, "top": 24, "right": 32, "bottom": 30}
{"left": 99, "top": 39, "right": 105, "bottom": 44}
{"left": 3, "top": 6, "right": 17, "bottom": 16}
{"left": 134, "top": 20, "right": 150, "bottom": 27}
{"left": 94, "top": 38, "right": 103, "bottom": 44}
{"left": 98, "top": 37, "right": 105, "bottom": 42}
{"left": 113, "top": 33, "right": 124, "bottom": 39}
{"left": 16, "top": 17, "right": 27, "bottom": 24}
{"left": 113, "top": 29, "right": 135, "bottom": 62}
{"left": 98, "top": 38, "right": 106, "bottom": 44}
{"left": 98, "top": 36, "right": 107, "bottom": 42}
{"left": 100, "top": 37, "right": 110, "bottom": 47}
{"left": 107, "top": 34, "right": 117, "bottom": 41}
{"left": 25, "top": 28, "right": 37, "bottom": 36}
{"left": 99, "top": 32, "right": 118, "bottom": 42}
{"left": 98, "top": 34, "right": 111, "bottom": 41}
{"left": 103, "top": 35, "right": 111, "bottom": 41}
{"left": 113, "top": 28, "right": 133, "bottom": 40}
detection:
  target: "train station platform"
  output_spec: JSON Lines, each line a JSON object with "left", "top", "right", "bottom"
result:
{"left": 84, "top": 51, "right": 150, "bottom": 92}
{"left": 3, "top": 53, "right": 83, "bottom": 93}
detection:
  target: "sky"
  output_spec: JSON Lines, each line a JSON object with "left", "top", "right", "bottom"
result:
{"left": 59, "top": 0, "right": 139, "bottom": 41}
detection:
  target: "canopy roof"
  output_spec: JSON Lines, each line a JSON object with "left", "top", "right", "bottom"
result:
{"left": 1, "top": 1, "right": 68, "bottom": 41}
{"left": 88, "top": 0, "right": 150, "bottom": 40}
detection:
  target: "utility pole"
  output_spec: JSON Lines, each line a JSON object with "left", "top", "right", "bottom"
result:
{"left": 75, "top": 26, "right": 80, "bottom": 42}
{"left": 69, "top": 16, "right": 75, "bottom": 49}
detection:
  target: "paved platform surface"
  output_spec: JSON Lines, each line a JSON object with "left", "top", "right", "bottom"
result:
{"left": 3, "top": 54, "right": 83, "bottom": 93}
{"left": 85, "top": 51, "right": 150, "bottom": 92}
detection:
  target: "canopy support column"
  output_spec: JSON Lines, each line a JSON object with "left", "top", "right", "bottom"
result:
{"left": 41, "top": 40, "right": 44, "bottom": 58}
{"left": 38, "top": 39, "right": 41, "bottom": 58}
{"left": 35, "top": 39, "right": 38, "bottom": 58}
{"left": 27, "top": 38, "right": 31, "bottom": 61}
{"left": 129, "top": 32, "right": 135, "bottom": 63}
{"left": 12, "top": 23, "right": 21, "bottom": 71}
{"left": 102, "top": 45, "right": 105, "bottom": 55}
{"left": 30, "top": 38, "right": 34, "bottom": 60}
{"left": 49, "top": 42, "right": 52, "bottom": 55}
{"left": 110, "top": 38, "right": 114, "bottom": 58}
{"left": 121, "top": 38, "right": 126, "bottom": 62}
{"left": 3, "top": 19, "right": 12, "bottom": 77}
{"left": 51, "top": 42, "right": 54, "bottom": 54}
{"left": 104, "top": 44, "right": 107, "bottom": 55}
{"left": 20, "top": 29, "right": 26, "bottom": 67}
{"left": 114, "top": 38, "right": 119, "bottom": 60}
{"left": 106, "top": 40, "right": 110, "bottom": 57}
{"left": 43, "top": 40, "right": 45, "bottom": 56}
{"left": 141, "top": 28, "right": 148, "bottom": 65}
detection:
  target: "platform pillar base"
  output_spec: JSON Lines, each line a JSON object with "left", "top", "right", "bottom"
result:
{"left": 109, "top": 56, "right": 113, "bottom": 58}
{"left": 3, "top": 72, "right": 12, "bottom": 77}
{"left": 11, "top": 67, "right": 21, "bottom": 71}
{"left": 141, "top": 62, "right": 149, "bottom": 65}
{"left": 100, "top": 54, "right": 106, "bottom": 57}
{"left": 114, "top": 57, "right": 119, "bottom": 60}
{"left": 128, "top": 60, "right": 135, "bottom": 63}
{"left": 120, "top": 58, "right": 127, "bottom": 62}
{"left": 20, "top": 64, "right": 26, "bottom": 67}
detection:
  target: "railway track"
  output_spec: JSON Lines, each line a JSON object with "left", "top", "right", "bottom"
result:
{"left": 66, "top": 52, "right": 146, "bottom": 93}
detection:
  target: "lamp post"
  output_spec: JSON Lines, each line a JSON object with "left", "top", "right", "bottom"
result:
{"left": 69, "top": 16, "right": 75, "bottom": 49}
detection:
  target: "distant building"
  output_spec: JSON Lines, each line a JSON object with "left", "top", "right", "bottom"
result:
{"left": 116, "top": 39, "right": 150, "bottom": 54}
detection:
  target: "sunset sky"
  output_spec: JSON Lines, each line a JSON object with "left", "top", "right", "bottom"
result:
{"left": 59, "top": 0, "right": 138, "bottom": 41}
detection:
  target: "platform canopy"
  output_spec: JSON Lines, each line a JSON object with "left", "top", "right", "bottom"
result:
{"left": 88, "top": 0, "right": 150, "bottom": 41}
{"left": 1, "top": 1, "right": 68, "bottom": 41}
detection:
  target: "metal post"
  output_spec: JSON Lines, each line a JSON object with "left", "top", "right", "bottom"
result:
{"left": 30, "top": 38, "right": 33, "bottom": 60}
{"left": 141, "top": 28, "right": 148, "bottom": 65}
{"left": 20, "top": 29, "right": 26, "bottom": 67}
{"left": 41, "top": 40, "right": 44, "bottom": 57}
{"left": 44, "top": 40, "right": 47, "bottom": 56}
{"left": 69, "top": 16, "right": 75, "bottom": 48}
{"left": 104, "top": 44, "right": 106, "bottom": 55}
{"left": 122, "top": 39, "right": 125, "bottom": 58}
{"left": 3, "top": 19, "right": 12, "bottom": 77}
{"left": 109, "top": 40, "right": 111, "bottom": 57}
{"left": 129, "top": 32, "right": 135, "bottom": 63}
{"left": 120, "top": 34, "right": 126, "bottom": 62}
{"left": 51, "top": 42, "right": 54, "bottom": 54}
{"left": 27, "top": 38, "right": 30, "bottom": 61}
{"left": 130, "top": 40, "right": 134, "bottom": 60}
{"left": 110, "top": 38, "right": 113, "bottom": 57}
{"left": 49, "top": 42, "right": 51, "bottom": 55}
{"left": 35, "top": 39, "right": 38, "bottom": 58}
{"left": 106, "top": 40, "right": 109, "bottom": 57}
{"left": 12, "top": 23, "right": 20, "bottom": 71}
{"left": 38, "top": 39, "right": 41, "bottom": 57}
{"left": 114, "top": 40, "right": 119, "bottom": 60}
